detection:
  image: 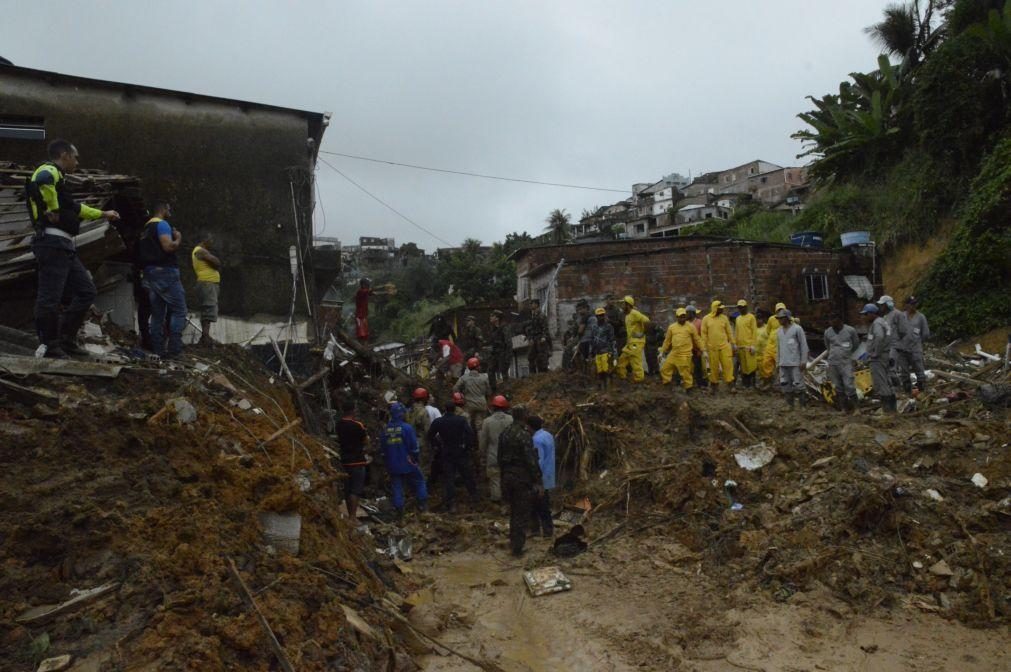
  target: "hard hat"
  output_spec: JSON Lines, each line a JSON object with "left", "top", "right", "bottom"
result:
{"left": 876, "top": 294, "right": 894, "bottom": 305}
{"left": 467, "top": 357, "right": 480, "bottom": 370}
{"left": 623, "top": 296, "right": 635, "bottom": 306}
{"left": 594, "top": 307, "right": 606, "bottom": 316}
{"left": 491, "top": 394, "right": 509, "bottom": 409}
{"left": 860, "top": 303, "right": 879, "bottom": 314}
{"left": 452, "top": 391, "right": 465, "bottom": 406}
{"left": 737, "top": 299, "right": 748, "bottom": 307}
{"left": 412, "top": 387, "right": 429, "bottom": 400}
{"left": 774, "top": 302, "right": 786, "bottom": 311}
{"left": 675, "top": 307, "right": 687, "bottom": 317}
{"left": 685, "top": 304, "right": 697, "bottom": 313}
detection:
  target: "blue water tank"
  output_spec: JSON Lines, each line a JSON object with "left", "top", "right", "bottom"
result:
{"left": 790, "top": 231, "right": 824, "bottom": 248}
{"left": 840, "top": 230, "right": 871, "bottom": 247}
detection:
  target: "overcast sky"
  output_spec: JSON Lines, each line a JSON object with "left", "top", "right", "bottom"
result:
{"left": 4, "top": 1, "right": 890, "bottom": 250}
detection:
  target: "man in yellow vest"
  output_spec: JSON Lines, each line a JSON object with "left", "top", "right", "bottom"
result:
{"left": 191, "top": 233, "right": 221, "bottom": 345}
{"left": 701, "top": 300, "right": 736, "bottom": 393}
{"left": 27, "top": 140, "right": 120, "bottom": 358}
{"left": 615, "top": 296, "right": 650, "bottom": 382}
{"left": 759, "top": 302, "right": 787, "bottom": 387}
{"left": 734, "top": 299, "right": 758, "bottom": 388}
{"left": 660, "top": 307, "right": 702, "bottom": 392}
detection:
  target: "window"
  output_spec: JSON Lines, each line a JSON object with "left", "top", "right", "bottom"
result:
{"left": 0, "top": 116, "right": 45, "bottom": 141}
{"left": 805, "top": 274, "right": 829, "bottom": 301}
{"left": 760, "top": 176, "right": 767, "bottom": 184}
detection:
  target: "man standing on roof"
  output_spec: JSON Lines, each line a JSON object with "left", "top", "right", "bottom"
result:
{"left": 458, "top": 314, "right": 484, "bottom": 357}
{"left": 776, "top": 309, "right": 809, "bottom": 408}
{"left": 759, "top": 302, "right": 787, "bottom": 387}
{"left": 381, "top": 402, "right": 428, "bottom": 517}
{"left": 523, "top": 298, "right": 552, "bottom": 374}
{"left": 661, "top": 307, "right": 702, "bottom": 392}
{"left": 487, "top": 310, "right": 512, "bottom": 391}
{"left": 480, "top": 395, "right": 513, "bottom": 503}
{"left": 137, "top": 200, "right": 187, "bottom": 360}
{"left": 191, "top": 232, "right": 221, "bottom": 346}
{"left": 824, "top": 315, "right": 859, "bottom": 412}
{"left": 701, "top": 300, "right": 736, "bottom": 393}
{"left": 27, "top": 139, "right": 120, "bottom": 358}
{"left": 454, "top": 357, "right": 492, "bottom": 432}
{"left": 903, "top": 297, "right": 930, "bottom": 392}
{"left": 615, "top": 296, "right": 650, "bottom": 383}
{"left": 861, "top": 304, "right": 896, "bottom": 413}
{"left": 497, "top": 404, "right": 543, "bottom": 556}
{"left": 735, "top": 300, "right": 758, "bottom": 388}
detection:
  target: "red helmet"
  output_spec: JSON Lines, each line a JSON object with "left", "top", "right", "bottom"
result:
{"left": 491, "top": 395, "right": 509, "bottom": 409}
{"left": 467, "top": 357, "right": 480, "bottom": 370}
{"left": 412, "top": 387, "right": 429, "bottom": 401}
{"left": 452, "top": 392, "right": 465, "bottom": 406}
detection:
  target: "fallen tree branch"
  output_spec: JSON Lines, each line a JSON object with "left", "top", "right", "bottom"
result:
{"left": 226, "top": 559, "right": 295, "bottom": 672}
{"left": 259, "top": 418, "right": 302, "bottom": 447}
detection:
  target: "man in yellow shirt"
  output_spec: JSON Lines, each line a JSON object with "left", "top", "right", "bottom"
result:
{"left": 660, "top": 307, "right": 702, "bottom": 391}
{"left": 615, "top": 296, "right": 650, "bottom": 382}
{"left": 734, "top": 299, "right": 758, "bottom": 388}
{"left": 701, "top": 300, "right": 736, "bottom": 392}
{"left": 191, "top": 233, "right": 221, "bottom": 345}
{"left": 759, "top": 302, "right": 787, "bottom": 387}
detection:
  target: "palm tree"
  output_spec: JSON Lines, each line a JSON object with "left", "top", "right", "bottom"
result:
{"left": 544, "top": 208, "right": 572, "bottom": 244}
{"left": 865, "top": 0, "right": 940, "bottom": 68}
{"left": 461, "top": 238, "right": 483, "bottom": 257}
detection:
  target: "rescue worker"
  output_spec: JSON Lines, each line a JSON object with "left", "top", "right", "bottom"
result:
{"left": 458, "top": 314, "right": 484, "bottom": 357}
{"left": 645, "top": 321, "right": 665, "bottom": 377}
{"left": 701, "top": 300, "right": 736, "bottom": 393}
{"left": 590, "top": 307, "right": 616, "bottom": 390}
{"left": 380, "top": 402, "right": 428, "bottom": 516}
{"left": 428, "top": 314, "right": 456, "bottom": 346}
{"left": 522, "top": 298, "right": 551, "bottom": 374}
{"left": 528, "top": 415, "right": 555, "bottom": 538}
{"left": 138, "top": 201, "right": 187, "bottom": 359}
{"left": 776, "top": 309, "right": 809, "bottom": 408}
{"left": 427, "top": 402, "right": 478, "bottom": 512}
{"left": 561, "top": 313, "right": 580, "bottom": 370}
{"left": 354, "top": 278, "right": 373, "bottom": 341}
{"left": 734, "top": 300, "right": 758, "bottom": 388}
{"left": 686, "top": 305, "right": 707, "bottom": 388}
{"left": 335, "top": 400, "right": 369, "bottom": 519}
{"left": 903, "top": 297, "right": 930, "bottom": 392}
{"left": 407, "top": 388, "right": 441, "bottom": 484}
{"left": 453, "top": 357, "right": 492, "bottom": 432}
{"left": 877, "top": 294, "right": 909, "bottom": 390}
{"left": 824, "top": 316, "right": 859, "bottom": 412}
{"left": 575, "top": 301, "right": 595, "bottom": 374}
{"left": 27, "top": 140, "right": 121, "bottom": 358}
{"left": 487, "top": 310, "right": 512, "bottom": 391}
{"left": 615, "top": 296, "right": 650, "bottom": 383}
{"left": 497, "top": 405, "right": 543, "bottom": 556}
{"left": 434, "top": 338, "right": 465, "bottom": 378}
{"left": 452, "top": 391, "right": 468, "bottom": 416}
{"left": 191, "top": 233, "right": 221, "bottom": 346}
{"left": 480, "top": 395, "right": 513, "bottom": 502}
{"left": 660, "top": 307, "right": 702, "bottom": 392}
{"left": 759, "top": 302, "right": 787, "bottom": 387}
{"left": 861, "top": 304, "right": 896, "bottom": 413}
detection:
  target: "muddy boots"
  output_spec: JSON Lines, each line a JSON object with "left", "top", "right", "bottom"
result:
{"left": 59, "top": 310, "right": 90, "bottom": 356}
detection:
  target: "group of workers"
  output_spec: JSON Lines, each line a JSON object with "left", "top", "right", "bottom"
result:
{"left": 27, "top": 139, "right": 222, "bottom": 359}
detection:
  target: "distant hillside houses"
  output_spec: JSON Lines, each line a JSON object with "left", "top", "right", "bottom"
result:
{"left": 573, "top": 160, "right": 809, "bottom": 241}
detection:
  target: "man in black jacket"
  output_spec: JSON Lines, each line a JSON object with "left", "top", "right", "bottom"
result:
{"left": 427, "top": 402, "right": 478, "bottom": 512}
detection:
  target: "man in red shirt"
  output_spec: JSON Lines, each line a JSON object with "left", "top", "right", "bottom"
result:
{"left": 354, "top": 278, "right": 374, "bottom": 341}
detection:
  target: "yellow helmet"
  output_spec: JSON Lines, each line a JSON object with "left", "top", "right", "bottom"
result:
{"left": 675, "top": 307, "right": 687, "bottom": 317}
{"left": 594, "top": 307, "right": 606, "bottom": 316}
{"left": 623, "top": 296, "right": 635, "bottom": 307}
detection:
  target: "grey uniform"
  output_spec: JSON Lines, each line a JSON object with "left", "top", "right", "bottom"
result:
{"left": 866, "top": 317, "right": 893, "bottom": 398}
{"left": 824, "top": 325, "right": 859, "bottom": 401}
{"left": 899, "top": 311, "right": 930, "bottom": 391}
{"left": 479, "top": 410, "right": 513, "bottom": 501}
{"left": 883, "top": 309, "right": 910, "bottom": 384}
{"left": 777, "top": 323, "right": 809, "bottom": 395}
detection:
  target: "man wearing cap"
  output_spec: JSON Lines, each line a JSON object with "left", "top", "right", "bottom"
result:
{"left": 616, "top": 296, "right": 651, "bottom": 383}
{"left": 735, "top": 300, "right": 758, "bottom": 388}
{"left": 496, "top": 404, "right": 543, "bottom": 556}
{"left": 458, "top": 314, "right": 484, "bottom": 357}
{"left": 590, "top": 307, "right": 617, "bottom": 390}
{"left": 487, "top": 310, "right": 511, "bottom": 391}
{"left": 876, "top": 294, "right": 909, "bottom": 387}
{"left": 480, "top": 395, "right": 513, "bottom": 502}
{"left": 824, "top": 316, "right": 860, "bottom": 412}
{"left": 759, "top": 302, "right": 787, "bottom": 387}
{"left": 522, "top": 298, "right": 552, "bottom": 374}
{"left": 903, "top": 297, "right": 930, "bottom": 392}
{"left": 776, "top": 309, "right": 809, "bottom": 408}
{"left": 861, "top": 304, "right": 896, "bottom": 413}
{"left": 701, "top": 300, "right": 736, "bottom": 393}
{"left": 454, "top": 357, "right": 492, "bottom": 432}
{"left": 661, "top": 307, "right": 702, "bottom": 391}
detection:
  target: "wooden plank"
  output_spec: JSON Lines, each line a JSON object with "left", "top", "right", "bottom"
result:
{"left": 0, "top": 355, "right": 122, "bottom": 378}
{"left": 16, "top": 582, "right": 118, "bottom": 624}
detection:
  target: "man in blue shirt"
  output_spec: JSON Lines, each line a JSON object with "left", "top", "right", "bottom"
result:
{"left": 527, "top": 415, "right": 555, "bottom": 538}
{"left": 136, "top": 201, "right": 187, "bottom": 359}
{"left": 381, "top": 402, "right": 429, "bottom": 516}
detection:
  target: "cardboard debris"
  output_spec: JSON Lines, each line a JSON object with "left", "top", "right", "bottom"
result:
{"left": 523, "top": 566, "right": 572, "bottom": 597}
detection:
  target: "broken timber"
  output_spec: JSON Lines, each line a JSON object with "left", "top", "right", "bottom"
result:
{"left": 226, "top": 559, "right": 296, "bottom": 672}
{"left": 0, "top": 354, "right": 122, "bottom": 378}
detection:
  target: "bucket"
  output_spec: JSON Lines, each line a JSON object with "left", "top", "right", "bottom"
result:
{"left": 840, "top": 231, "right": 871, "bottom": 247}
{"left": 790, "top": 231, "right": 823, "bottom": 248}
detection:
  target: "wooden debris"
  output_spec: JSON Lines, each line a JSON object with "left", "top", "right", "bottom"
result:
{"left": 16, "top": 582, "right": 118, "bottom": 625}
{"left": 0, "top": 377, "right": 60, "bottom": 406}
{"left": 37, "top": 655, "right": 73, "bottom": 672}
{"left": 226, "top": 559, "right": 295, "bottom": 672}
{"left": 0, "top": 355, "right": 122, "bottom": 378}
{"left": 259, "top": 418, "right": 302, "bottom": 446}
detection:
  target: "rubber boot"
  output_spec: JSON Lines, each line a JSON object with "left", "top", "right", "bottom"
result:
{"left": 59, "top": 310, "right": 90, "bottom": 356}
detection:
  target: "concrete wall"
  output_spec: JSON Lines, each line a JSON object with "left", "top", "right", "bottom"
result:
{"left": 0, "top": 68, "right": 323, "bottom": 318}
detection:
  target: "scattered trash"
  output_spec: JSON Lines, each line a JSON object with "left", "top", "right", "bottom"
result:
{"left": 37, "top": 654, "right": 73, "bottom": 672}
{"left": 523, "top": 566, "right": 573, "bottom": 597}
{"left": 259, "top": 511, "right": 301, "bottom": 555}
{"left": 552, "top": 524, "right": 588, "bottom": 557}
{"left": 236, "top": 398, "right": 253, "bottom": 411}
{"left": 734, "top": 442, "right": 776, "bottom": 470}
{"left": 971, "top": 473, "right": 988, "bottom": 489}
{"left": 730, "top": 502, "right": 744, "bottom": 511}
{"left": 557, "top": 497, "right": 592, "bottom": 525}
{"left": 930, "top": 560, "right": 954, "bottom": 577}
{"left": 17, "top": 582, "right": 119, "bottom": 624}
{"left": 912, "top": 561, "right": 924, "bottom": 569}
{"left": 810, "top": 456, "right": 836, "bottom": 469}
{"left": 386, "top": 534, "right": 414, "bottom": 561}
{"left": 171, "top": 397, "right": 197, "bottom": 424}
{"left": 294, "top": 470, "right": 312, "bottom": 492}
{"left": 924, "top": 489, "right": 944, "bottom": 502}
{"left": 194, "top": 362, "right": 210, "bottom": 372}
{"left": 341, "top": 604, "right": 379, "bottom": 640}
{"left": 723, "top": 479, "right": 739, "bottom": 508}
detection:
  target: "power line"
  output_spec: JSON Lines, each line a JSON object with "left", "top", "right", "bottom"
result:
{"left": 317, "top": 155, "right": 455, "bottom": 248}
{"left": 319, "top": 150, "right": 629, "bottom": 193}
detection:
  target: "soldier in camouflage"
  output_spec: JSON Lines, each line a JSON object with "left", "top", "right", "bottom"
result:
{"left": 487, "top": 310, "right": 512, "bottom": 392}
{"left": 458, "top": 314, "right": 484, "bottom": 357}
{"left": 523, "top": 298, "right": 552, "bottom": 374}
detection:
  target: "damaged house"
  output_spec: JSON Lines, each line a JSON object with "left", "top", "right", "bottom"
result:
{"left": 0, "top": 62, "right": 330, "bottom": 342}
{"left": 513, "top": 236, "right": 879, "bottom": 366}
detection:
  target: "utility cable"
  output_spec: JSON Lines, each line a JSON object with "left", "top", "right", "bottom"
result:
{"left": 318, "top": 150, "right": 629, "bottom": 194}
{"left": 317, "top": 155, "right": 455, "bottom": 247}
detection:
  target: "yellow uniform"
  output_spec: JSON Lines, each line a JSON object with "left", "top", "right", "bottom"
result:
{"left": 660, "top": 321, "right": 702, "bottom": 388}
{"left": 192, "top": 245, "right": 220, "bottom": 283}
{"left": 595, "top": 353, "right": 611, "bottom": 374}
{"left": 700, "top": 301, "right": 735, "bottom": 384}
{"left": 616, "top": 307, "right": 650, "bottom": 382}
{"left": 735, "top": 313, "right": 758, "bottom": 376}
{"left": 760, "top": 315, "right": 781, "bottom": 380}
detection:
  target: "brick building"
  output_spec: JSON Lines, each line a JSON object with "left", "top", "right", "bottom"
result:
{"left": 513, "top": 237, "right": 878, "bottom": 359}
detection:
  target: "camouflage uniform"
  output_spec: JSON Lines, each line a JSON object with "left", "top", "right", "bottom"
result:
{"left": 488, "top": 319, "right": 512, "bottom": 391}
{"left": 523, "top": 308, "right": 552, "bottom": 374}
{"left": 497, "top": 420, "right": 543, "bottom": 555}
{"left": 458, "top": 321, "right": 484, "bottom": 357}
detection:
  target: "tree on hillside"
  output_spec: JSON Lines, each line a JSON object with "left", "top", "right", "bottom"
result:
{"left": 544, "top": 208, "right": 572, "bottom": 244}
{"left": 865, "top": 1, "right": 942, "bottom": 68}
{"left": 461, "top": 238, "right": 484, "bottom": 257}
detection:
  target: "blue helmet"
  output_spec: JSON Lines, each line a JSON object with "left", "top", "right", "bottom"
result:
{"left": 859, "top": 303, "right": 879, "bottom": 315}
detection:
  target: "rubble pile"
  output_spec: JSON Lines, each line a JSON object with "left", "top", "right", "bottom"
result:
{"left": 0, "top": 336, "right": 425, "bottom": 671}
{"left": 504, "top": 361, "right": 1010, "bottom": 627}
